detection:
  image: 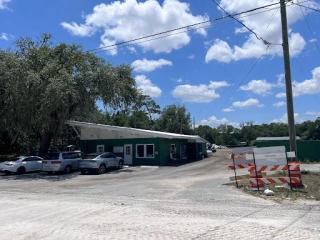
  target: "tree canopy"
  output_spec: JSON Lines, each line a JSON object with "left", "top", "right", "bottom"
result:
{"left": 0, "top": 34, "right": 140, "bottom": 156}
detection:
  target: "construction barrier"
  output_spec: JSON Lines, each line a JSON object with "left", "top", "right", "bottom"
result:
{"left": 229, "top": 172, "right": 267, "bottom": 181}
{"left": 227, "top": 146, "right": 304, "bottom": 190}
{"left": 286, "top": 162, "right": 303, "bottom": 187}
{"left": 249, "top": 171, "right": 265, "bottom": 189}
{"left": 250, "top": 177, "right": 301, "bottom": 185}
{"left": 228, "top": 164, "right": 247, "bottom": 170}
{"left": 247, "top": 164, "right": 300, "bottom": 172}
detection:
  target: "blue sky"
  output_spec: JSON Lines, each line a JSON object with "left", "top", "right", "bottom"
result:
{"left": 1, "top": 0, "right": 320, "bottom": 128}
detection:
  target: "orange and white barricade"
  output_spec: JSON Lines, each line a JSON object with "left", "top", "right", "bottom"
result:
{"left": 286, "top": 162, "right": 303, "bottom": 188}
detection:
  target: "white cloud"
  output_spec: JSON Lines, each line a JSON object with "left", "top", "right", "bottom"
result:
{"left": 0, "top": 0, "right": 11, "bottom": 10}
{"left": 205, "top": 0, "right": 316, "bottom": 63}
{"left": 232, "top": 98, "right": 264, "bottom": 108}
{"left": 60, "top": 22, "right": 96, "bottom": 37}
{"left": 135, "top": 75, "right": 161, "bottom": 98}
{"left": 305, "top": 111, "right": 319, "bottom": 116}
{"left": 310, "top": 38, "right": 317, "bottom": 43}
{"left": 276, "top": 73, "right": 285, "bottom": 87}
{"left": 172, "top": 81, "right": 229, "bottom": 103}
{"left": 188, "top": 54, "right": 195, "bottom": 59}
{"left": 62, "top": 0, "right": 209, "bottom": 54}
{"left": 240, "top": 79, "right": 273, "bottom": 96}
{"left": 0, "top": 32, "right": 8, "bottom": 40}
{"left": 172, "top": 84, "right": 220, "bottom": 103}
{"left": 208, "top": 81, "right": 230, "bottom": 89}
{"left": 99, "top": 35, "right": 117, "bottom": 56}
{"left": 276, "top": 92, "right": 286, "bottom": 98}
{"left": 205, "top": 39, "right": 233, "bottom": 63}
{"left": 177, "top": 78, "right": 183, "bottom": 83}
{"left": 271, "top": 113, "right": 305, "bottom": 124}
{"left": 200, "top": 116, "right": 239, "bottom": 128}
{"left": 222, "top": 108, "right": 234, "bottom": 112}
{"left": 276, "top": 67, "right": 320, "bottom": 98}
{"left": 273, "top": 101, "right": 286, "bottom": 107}
{"left": 131, "top": 58, "right": 172, "bottom": 72}
{"left": 127, "top": 46, "right": 137, "bottom": 53}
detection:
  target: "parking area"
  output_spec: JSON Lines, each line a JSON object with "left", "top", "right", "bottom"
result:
{"left": 0, "top": 150, "right": 319, "bottom": 240}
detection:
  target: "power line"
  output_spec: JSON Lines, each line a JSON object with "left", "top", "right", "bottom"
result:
{"left": 86, "top": 1, "right": 283, "bottom": 53}
{"left": 288, "top": 44, "right": 320, "bottom": 106}
{"left": 217, "top": 45, "right": 271, "bottom": 112}
{"left": 95, "top": 4, "right": 285, "bottom": 54}
{"left": 94, "top": 0, "right": 310, "bottom": 54}
{"left": 296, "top": 0, "right": 320, "bottom": 54}
{"left": 211, "top": 0, "right": 272, "bottom": 45}
{"left": 293, "top": 1, "right": 320, "bottom": 12}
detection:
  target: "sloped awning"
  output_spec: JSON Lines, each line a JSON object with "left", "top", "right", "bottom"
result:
{"left": 67, "top": 121, "right": 208, "bottom": 143}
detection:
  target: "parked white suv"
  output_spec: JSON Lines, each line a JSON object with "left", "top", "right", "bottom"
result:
{"left": 0, "top": 156, "right": 43, "bottom": 174}
{"left": 42, "top": 151, "right": 81, "bottom": 174}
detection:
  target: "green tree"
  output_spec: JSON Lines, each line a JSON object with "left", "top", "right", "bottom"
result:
{"left": 195, "top": 125, "right": 217, "bottom": 143}
{"left": 154, "top": 104, "right": 192, "bottom": 134}
{"left": 0, "top": 34, "right": 140, "bottom": 157}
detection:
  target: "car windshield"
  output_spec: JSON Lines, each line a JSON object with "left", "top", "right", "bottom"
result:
{"left": 44, "top": 153, "right": 60, "bottom": 160}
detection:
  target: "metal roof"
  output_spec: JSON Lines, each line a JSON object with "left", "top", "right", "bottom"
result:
{"left": 256, "top": 136, "right": 301, "bottom": 141}
{"left": 67, "top": 121, "right": 208, "bottom": 143}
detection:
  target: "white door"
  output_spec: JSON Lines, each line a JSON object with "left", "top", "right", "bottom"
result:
{"left": 124, "top": 144, "right": 132, "bottom": 165}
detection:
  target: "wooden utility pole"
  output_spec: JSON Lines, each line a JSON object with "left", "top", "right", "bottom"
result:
{"left": 280, "top": 0, "right": 297, "bottom": 159}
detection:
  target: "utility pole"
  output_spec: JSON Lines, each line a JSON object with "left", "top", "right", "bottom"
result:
{"left": 280, "top": 0, "right": 297, "bottom": 159}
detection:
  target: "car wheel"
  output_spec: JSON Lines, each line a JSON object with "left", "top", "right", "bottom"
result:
{"left": 118, "top": 161, "right": 123, "bottom": 169}
{"left": 98, "top": 164, "right": 106, "bottom": 175}
{"left": 64, "top": 166, "right": 71, "bottom": 174}
{"left": 17, "top": 167, "right": 26, "bottom": 175}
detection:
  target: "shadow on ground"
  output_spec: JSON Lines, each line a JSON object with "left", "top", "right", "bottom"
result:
{"left": 0, "top": 171, "right": 80, "bottom": 182}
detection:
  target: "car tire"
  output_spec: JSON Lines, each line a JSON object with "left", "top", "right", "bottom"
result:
{"left": 17, "top": 167, "right": 26, "bottom": 175}
{"left": 64, "top": 166, "right": 71, "bottom": 174}
{"left": 98, "top": 164, "right": 106, "bottom": 175}
{"left": 118, "top": 161, "right": 124, "bottom": 169}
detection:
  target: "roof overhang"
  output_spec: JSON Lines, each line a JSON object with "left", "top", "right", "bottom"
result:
{"left": 67, "top": 121, "right": 208, "bottom": 143}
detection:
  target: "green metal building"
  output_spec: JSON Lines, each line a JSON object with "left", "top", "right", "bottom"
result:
{"left": 68, "top": 121, "right": 207, "bottom": 166}
{"left": 255, "top": 136, "right": 320, "bottom": 162}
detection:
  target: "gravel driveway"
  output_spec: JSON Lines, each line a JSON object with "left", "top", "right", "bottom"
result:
{"left": 0, "top": 150, "right": 319, "bottom": 240}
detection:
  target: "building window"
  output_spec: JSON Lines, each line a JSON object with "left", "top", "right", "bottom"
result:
{"left": 137, "top": 145, "right": 144, "bottom": 158}
{"left": 136, "top": 144, "right": 154, "bottom": 158}
{"left": 97, "top": 145, "right": 105, "bottom": 153}
{"left": 170, "top": 144, "right": 176, "bottom": 153}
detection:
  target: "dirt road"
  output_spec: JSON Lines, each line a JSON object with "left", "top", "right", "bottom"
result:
{"left": 0, "top": 150, "right": 319, "bottom": 239}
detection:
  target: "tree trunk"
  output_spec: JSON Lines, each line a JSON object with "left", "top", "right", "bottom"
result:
{"left": 38, "top": 131, "right": 53, "bottom": 158}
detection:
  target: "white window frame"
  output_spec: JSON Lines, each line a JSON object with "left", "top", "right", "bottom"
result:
{"left": 170, "top": 144, "right": 176, "bottom": 153}
{"left": 136, "top": 144, "right": 155, "bottom": 158}
{"left": 96, "top": 145, "right": 105, "bottom": 153}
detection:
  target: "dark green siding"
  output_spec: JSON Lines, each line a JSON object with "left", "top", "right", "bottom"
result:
{"left": 81, "top": 138, "right": 207, "bottom": 166}
{"left": 82, "top": 138, "right": 161, "bottom": 166}
{"left": 255, "top": 140, "right": 320, "bottom": 162}
{"left": 158, "top": 139, "right": 189, "bottom": 164}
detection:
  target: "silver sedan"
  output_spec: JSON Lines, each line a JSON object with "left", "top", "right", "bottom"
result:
{"left": 79, "top": 152, "right": 124, "bottom": 174}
